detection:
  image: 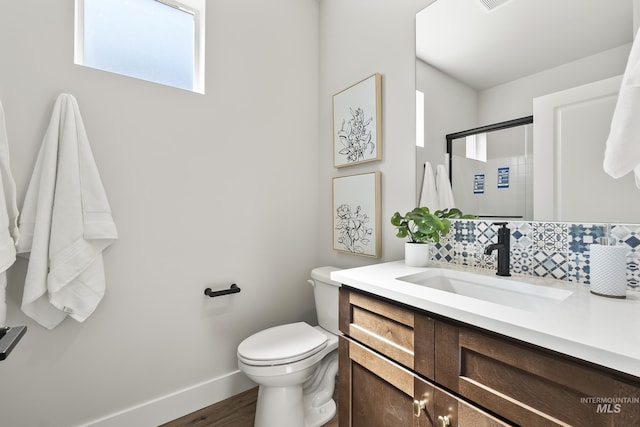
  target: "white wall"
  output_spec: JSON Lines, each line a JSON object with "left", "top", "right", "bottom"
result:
{"left": 477, "top": 44, "right": 631, "bottom": 124}
{"left": 0, "top": 1, "right": 320, "bottom": 426}
{"left": 415, "top": 59, "right": 478, "bottom": 203}
{"left": 319, "top": 0, "right": 434, "bottom": 267}
{"left": 0, "top": 0, "right": 455, "bottom": 424}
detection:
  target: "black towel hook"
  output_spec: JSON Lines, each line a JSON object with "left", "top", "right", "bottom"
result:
{"left": 204, "top": 283, "right": 241, "bottom": 298}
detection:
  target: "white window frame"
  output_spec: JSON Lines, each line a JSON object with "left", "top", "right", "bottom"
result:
{"left": 74, "top": 0, "right": 206, "bottom": 94}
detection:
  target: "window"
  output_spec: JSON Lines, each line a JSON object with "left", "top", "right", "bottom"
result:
{"left": 416, "top": 90, "right": 424, "bottom": 147}
{"left": 465, "top": 133, "right": 487, "bottom": 162}
{"left": 75, "top": 0, "right": 205, "bottom": 93}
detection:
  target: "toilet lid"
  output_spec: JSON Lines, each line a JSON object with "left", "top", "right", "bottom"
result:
{"left": 238, "top": 322, "right": 328, "bottom": 365}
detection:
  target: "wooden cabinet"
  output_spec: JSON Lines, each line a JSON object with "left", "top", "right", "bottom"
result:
{"left": 436, "top": 319, "right": 640, "bottom": 426}
{"left": 339, "top": 336, "right": 508, "bottom": 427}
{"left": 339, "top": 287, "right": 640, "bottom": 427}
{"left": 339, "top": 288, "right": 510, "bottom": 427}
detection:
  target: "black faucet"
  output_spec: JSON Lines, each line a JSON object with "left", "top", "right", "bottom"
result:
{"left": 484, "top": 222, "right": 511, "bottom": 276}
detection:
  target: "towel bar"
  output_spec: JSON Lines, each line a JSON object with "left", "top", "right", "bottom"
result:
{"left": 204, "top": 283, "right": 241, "bottom": 298}
{"left": 0, "top": 325, "right": 27, "bottom": 361}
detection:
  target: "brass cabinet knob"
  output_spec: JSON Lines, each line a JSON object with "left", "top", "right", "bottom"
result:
{"left": 413, "top": 399, "right": 426, "bottom": 417}
{"left": 438, "top": 415, "right": 451, "bottom": 427}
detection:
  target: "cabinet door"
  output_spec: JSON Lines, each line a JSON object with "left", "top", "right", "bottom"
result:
{"left": 435, "top": 320, "right": 640, "bottom": 426}
{"left": 339, "top": 336, "right": 424, "bottom": 427}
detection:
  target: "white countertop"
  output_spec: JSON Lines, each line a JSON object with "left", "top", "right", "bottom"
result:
{"left": 331, "top": 261, "right": 640, "bottom": 378}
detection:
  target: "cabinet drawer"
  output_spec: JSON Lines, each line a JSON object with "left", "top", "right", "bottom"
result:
{"left": 339, "top": 287, "right": 435, "bottom": 378}
{"left": 436, "top": 321, "right": 640, "bottom": 426}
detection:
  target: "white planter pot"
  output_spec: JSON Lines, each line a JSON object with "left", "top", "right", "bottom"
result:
{"left": 405, "top": 242, "right": 432, "bottom": 267}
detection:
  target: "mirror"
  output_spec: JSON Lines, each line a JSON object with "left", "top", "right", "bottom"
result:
{"left": 446, "top": 116, "right": 532, "bottom": 220}
{"left": 416, "top": 0, "right": 637, "bottom": 222}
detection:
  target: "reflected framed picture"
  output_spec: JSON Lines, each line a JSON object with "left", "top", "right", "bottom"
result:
{"left": 332, "top": 171, "right": 381, "bottom": 257}
{"left": 333, "top": 73, "right": 382, "bottom": 168}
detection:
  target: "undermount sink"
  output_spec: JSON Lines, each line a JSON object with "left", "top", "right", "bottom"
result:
{"left": 397, "top": 268, "right": 574, "bottom": 311}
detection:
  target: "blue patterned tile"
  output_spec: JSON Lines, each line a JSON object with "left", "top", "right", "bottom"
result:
{"left": 434, "top": 241, "right": 454, "bottom": 263}
{"left": 511, "top": 248, "right": 531, "bottom": 275}
{"left": 433, "top": 220, "right": 640, "bottom": 291}
{"left": 454, "top": 242, "right": 476, "bottom": 267}
{"left": 532, "top": 250, "right": 567, "bottom": 280}
{"left": 611, "top": 224, "right": 640, "bottom": 291}
{"left": 612, "top": 224, "right": 640, "bottom": 251}
{"left": 474, "top": 221, "right": 497, "bottom": 246}
{"left": 510, "top": 221, "right": 533, "bottom": 251}
{"left": 452, "top": 220, "right": 476, "bottom": 243}
{"left": 533, "top": 222, "right": 568, "bottom": 252}
{"left": 567, "top": 251, "right": 590, "bottom": 284}
{"left": 568, "top": 223, "right": 606, "bottom": 254}
{"left": 627, "top": 251, "right": 639, "bottom": 290}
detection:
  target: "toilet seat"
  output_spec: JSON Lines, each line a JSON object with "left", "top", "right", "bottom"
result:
{"left": 238, "top": 322, "right": 328, "bottom": 366}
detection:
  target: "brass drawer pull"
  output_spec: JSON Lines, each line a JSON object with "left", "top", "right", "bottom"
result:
{"left": 413, "top": 399, "right": 426, "bottom": 417}
{"left": 438, "top": 415, "right": 451, "bottom": 427}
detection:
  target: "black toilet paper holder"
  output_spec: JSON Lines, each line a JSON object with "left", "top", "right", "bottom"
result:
{"left": 204, "top": 283, "right": 241, "bottom": 298}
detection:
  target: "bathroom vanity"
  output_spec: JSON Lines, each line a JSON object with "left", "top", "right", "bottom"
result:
{"left": 333, "top": 262, "right": 640, "bottom": 426}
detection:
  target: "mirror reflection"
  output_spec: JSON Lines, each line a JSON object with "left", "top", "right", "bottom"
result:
{"left": 415, "top": 0, "right": 637, "bottom": 222}
{"left": 447, "top": 117, "right": 532, "bottom": 220}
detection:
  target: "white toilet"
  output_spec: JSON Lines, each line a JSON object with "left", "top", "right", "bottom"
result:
{"left": 237, "top": 267, "right": 341, "bottom": 427}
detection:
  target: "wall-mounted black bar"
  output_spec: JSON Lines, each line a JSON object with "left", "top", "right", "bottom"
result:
{"left": 445, "top": 115, "right": 533, "bottom": 184}
{"left": 0, "top": 325, "right": 27, "bottom": 361}
{"left": 204, "top": 283, "right": 241, "bottom": 298}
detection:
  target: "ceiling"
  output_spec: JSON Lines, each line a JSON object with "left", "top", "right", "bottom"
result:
{"left": 416, "top": 0, "right": 634, "bottom": 90}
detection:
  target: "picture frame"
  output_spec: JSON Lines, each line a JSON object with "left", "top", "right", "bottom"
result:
{"left": 332, "top": 73, "right": 382, "bottom": 168}
{"left": 332, "top": 171, "right": 381, "bottom": 257}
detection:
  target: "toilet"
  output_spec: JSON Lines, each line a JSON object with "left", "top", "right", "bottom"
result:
{"left": 237, "top": 267, "right": 341, "bottom": 427}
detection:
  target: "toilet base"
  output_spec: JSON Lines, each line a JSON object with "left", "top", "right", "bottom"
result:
{"left": 304, "top": 398, "right": 336, "bottom": 427}
{"left": 303, "top": 351, "right": 338, "bottom": 426}
{"left": 254, "top": 385, "right": 305, "bottom": 427}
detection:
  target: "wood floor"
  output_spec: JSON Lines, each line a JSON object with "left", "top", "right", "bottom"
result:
{"left": 161, "top": 386, "right": 339, "bottom": 427}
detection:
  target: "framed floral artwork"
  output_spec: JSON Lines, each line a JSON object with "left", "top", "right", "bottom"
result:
{"left": 332, "top": 171, "right": 381, "bottom": 257}
{"left": 332, "top": 73, "right": 382, "bottom": 168}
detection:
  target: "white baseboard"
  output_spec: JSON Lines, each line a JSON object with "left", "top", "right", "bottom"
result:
{"left": 81, "top": 370, "right": 257, "bottom": 427}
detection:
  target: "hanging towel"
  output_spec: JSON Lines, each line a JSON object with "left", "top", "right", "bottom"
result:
{"left": 603, "top": 31, "right": 640, "bottom": 188}
{"left": 0, "top": 100, "right": 20, "bottom": 327}
{"left": 436, "top": 164, "right": 456, "bottom": 210}
{"left": 419, "top": 161, "right": 439, "bottom": 210}
{"left": 17, "top": 94, "right": 117, "bottom": 329}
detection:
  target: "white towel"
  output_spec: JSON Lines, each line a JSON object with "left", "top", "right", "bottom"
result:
{"left": 436, "top": 164, "right": 456, "bottom": 210}
{"left": 17, "top": 94, "right": 117, "bottom": 329}
{"left": 603, "top": 31, "right": 640, "bottom": 188}
{"left": 0, "top": 100, "right": 20, "bottom": 327}
{"left": 419, "top": 162, "right": 439, "bottom": 210}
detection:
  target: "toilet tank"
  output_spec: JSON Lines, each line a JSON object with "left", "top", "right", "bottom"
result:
{"left": 309, "top": 267, "right": 342, "bottom": 335}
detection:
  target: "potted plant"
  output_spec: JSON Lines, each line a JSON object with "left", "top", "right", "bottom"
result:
{"left": 391, "top": 207, "right": 475, "bottom": 266}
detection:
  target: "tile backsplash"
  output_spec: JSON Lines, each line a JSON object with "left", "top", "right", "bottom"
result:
{"left": 434, "top": 220, "right": 639, "bottom": 291}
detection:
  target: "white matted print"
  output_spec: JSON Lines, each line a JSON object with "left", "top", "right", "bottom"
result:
{"left": 333, "top": 73, "right": 382, "bottom": 168}
{"left": 333, "top": 171, "right": 381, "bottom": 257}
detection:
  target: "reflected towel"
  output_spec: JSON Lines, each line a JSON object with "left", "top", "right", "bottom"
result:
{"left": 18, "top": 94, "right": 117, "bottom": 329}
{"left": 603, "top": 31, "right": 640, "bottom": 188}
{"left": 0, "top": 100, "right": 20, "bottom": 327}
{"left": 436, "top": 164, "right": 456, "bottom": 210}
{"left": 419, "top": 162, "right": 439, "bottom": 210}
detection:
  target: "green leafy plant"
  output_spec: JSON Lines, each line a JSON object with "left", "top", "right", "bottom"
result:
{"left": 390, "top": 207, "right": 476, "bottom": 244}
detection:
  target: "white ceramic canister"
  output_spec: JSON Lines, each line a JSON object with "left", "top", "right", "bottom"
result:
{"left": 589, "top": 243, "right": 628, "bottom": 299}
